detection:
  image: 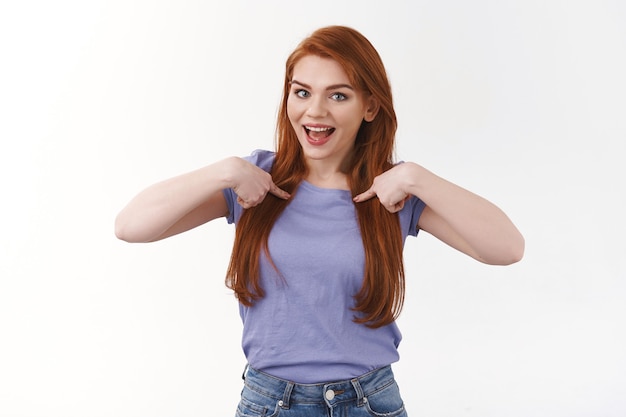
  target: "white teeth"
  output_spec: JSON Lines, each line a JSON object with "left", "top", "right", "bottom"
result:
{"left": 305, "top": 126, "right": 333, "bottom": 132}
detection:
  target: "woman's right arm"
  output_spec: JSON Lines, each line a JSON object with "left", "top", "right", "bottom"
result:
{"left": 114, "top": 157, "right": 289, "bottom": 243}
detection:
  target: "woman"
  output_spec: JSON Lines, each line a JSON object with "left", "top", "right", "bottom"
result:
{"left": 115, "top": 25, "right": 524, "bottom": 417}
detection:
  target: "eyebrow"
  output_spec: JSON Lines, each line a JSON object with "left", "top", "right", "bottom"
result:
{"left": 290, "top": 79, "right": 354, "bottom": 91}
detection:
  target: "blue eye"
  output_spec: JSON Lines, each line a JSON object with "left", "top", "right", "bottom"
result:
{"left": 295, "top": 89, "right": 310, "bottom": 98}
{"left": 330, "top": 92, "right": 347, "bottom": 101}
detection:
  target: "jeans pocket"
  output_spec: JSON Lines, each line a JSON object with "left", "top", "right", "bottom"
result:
{"left": 363, "top": 380, "right": 407, "bottom": 417}
{"left": 236, "top": 387, "right": 281, "bottom": 417}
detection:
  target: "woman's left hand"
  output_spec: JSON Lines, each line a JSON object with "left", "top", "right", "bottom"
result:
{"left": 353, "top": 163, "right": 413, "bottom": 213}
{"left": 355, "top": 161, "right": 524, "bottom": 265}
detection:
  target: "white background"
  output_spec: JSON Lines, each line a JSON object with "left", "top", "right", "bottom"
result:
{"left": 1, "top": 1, "right": 625, "bottom": 416}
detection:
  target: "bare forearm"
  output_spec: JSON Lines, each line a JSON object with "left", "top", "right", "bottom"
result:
{"left": 405, "top": 162, "right": 525, "bottom": 264}
{"left": 114, "top": 158, "right": 235, "bottom": 243}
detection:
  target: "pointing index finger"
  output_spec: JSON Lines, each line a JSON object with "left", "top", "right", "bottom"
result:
{"left": 269, "top": 183, "right": 291, "bottom": 200}
{"left": 353, "top": 188, "right": 377, "bottom": 203}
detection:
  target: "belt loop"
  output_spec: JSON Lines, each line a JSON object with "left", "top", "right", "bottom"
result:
{"left": 280, "top": 382, "right": 294, "bottom": 409}
{"left": 351, "top": 377, "right": 365, "bottom": 407}
{"left": 241, "top": 363, "right": 249, "bottom": 381}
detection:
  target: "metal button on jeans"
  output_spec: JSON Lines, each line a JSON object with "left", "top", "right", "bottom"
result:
{"left": 325, "top": 390, "right": 335, "bottom": 400}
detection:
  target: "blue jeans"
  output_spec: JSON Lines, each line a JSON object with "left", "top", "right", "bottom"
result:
{"left": 236, "top": 365, "right": 408, "bottom": 417}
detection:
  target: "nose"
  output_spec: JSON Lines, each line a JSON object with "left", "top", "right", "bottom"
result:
{"left": 306, "top": 96, "right": 328, "bottom": 118}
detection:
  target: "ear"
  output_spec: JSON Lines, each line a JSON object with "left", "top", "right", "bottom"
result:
{"left": 363, "top": 95, "right": 380, "bottom": 122}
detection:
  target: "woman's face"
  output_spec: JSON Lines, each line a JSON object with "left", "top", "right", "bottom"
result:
{"left": 287, "top": 55, "right": 377, "bottom": 171}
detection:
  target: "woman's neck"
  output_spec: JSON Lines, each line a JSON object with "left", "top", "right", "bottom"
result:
{"left": 304, "top": 162, "right": 350, "bottom": 190}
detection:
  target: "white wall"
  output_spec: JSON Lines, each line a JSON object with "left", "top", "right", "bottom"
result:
{"left": 1, "top": 1, "right": 624, "bottom": 416}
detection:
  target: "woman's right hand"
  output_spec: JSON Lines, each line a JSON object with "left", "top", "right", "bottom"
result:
{"left": 225, "top": 157, "right": 290, "bottom": 209}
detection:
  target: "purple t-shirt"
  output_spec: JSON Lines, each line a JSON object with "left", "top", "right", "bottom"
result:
{"left": 223, "top": 150, "right": 426, "bottom": 383}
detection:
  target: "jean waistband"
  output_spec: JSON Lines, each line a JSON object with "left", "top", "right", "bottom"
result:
{"left": 242, "top": 365, "right": 396, "bottom": 407}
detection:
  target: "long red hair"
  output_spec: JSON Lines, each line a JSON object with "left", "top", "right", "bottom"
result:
{"left": 226, "top": 26, "right": 405, "bottom": 328}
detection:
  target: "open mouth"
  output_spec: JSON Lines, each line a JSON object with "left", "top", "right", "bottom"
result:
{"left": 304, "top": 125, "right": 335, "bottom": 141}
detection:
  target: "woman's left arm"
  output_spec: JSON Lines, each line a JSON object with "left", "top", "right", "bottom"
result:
{"left": 353, "top": 162, "right": 524, "bottom": 265}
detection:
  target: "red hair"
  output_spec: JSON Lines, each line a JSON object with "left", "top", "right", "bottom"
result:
{"left": 226, "top": 26, "right": 404, "bottom": 328}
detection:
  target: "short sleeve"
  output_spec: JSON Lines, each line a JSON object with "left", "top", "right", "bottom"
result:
{"left": 402, "top": 195, "right": 426, "bottom": 237}
{"left": 394, "top": 161, "right": 426, "bottom": 238}
{"left": 223, "top": 149, "right": 276, "bottom": 225}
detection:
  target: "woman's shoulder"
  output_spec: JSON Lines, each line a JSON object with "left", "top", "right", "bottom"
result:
{"left": 243, "top": 149, "right": 275, "bottom": 172}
